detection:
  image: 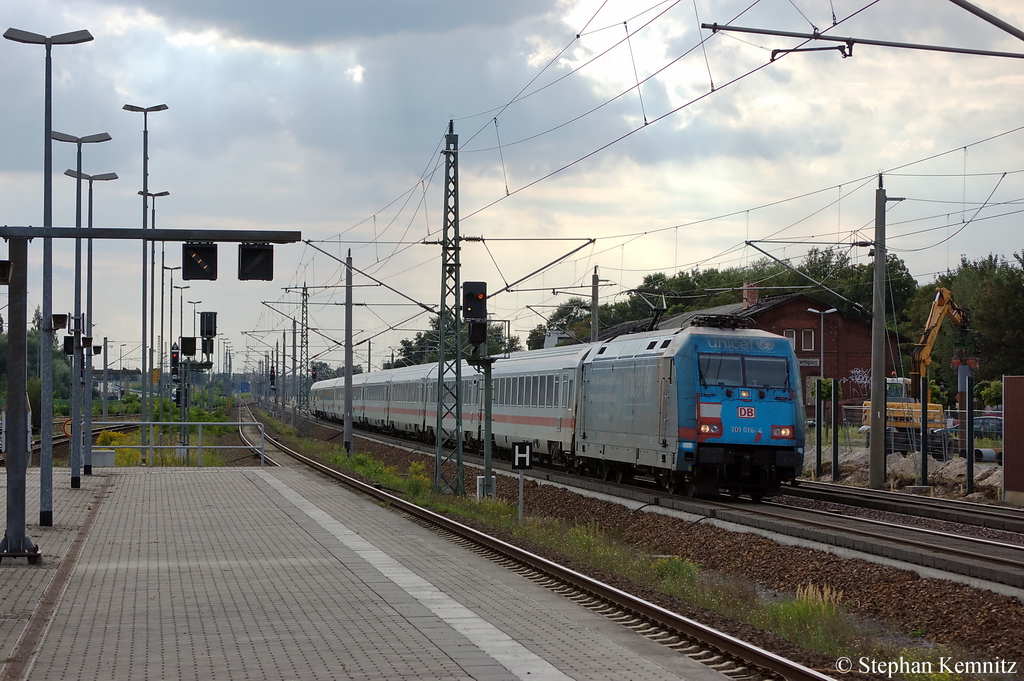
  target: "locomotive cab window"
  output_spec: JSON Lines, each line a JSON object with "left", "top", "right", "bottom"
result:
{"left": 699, "top": 353, "right": 790, "bottom": 389}
{"left": 745, "top": 356, "right": 790, "bottom": 389}
{"left": 698, "top": 354, "right": 743, "bottom": 387}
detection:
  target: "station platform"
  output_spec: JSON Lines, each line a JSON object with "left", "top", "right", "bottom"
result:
{"left": 0, "top": 467, "right": 730, "bottom": 681}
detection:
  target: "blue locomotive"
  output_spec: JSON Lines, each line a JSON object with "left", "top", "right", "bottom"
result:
{"left": 311, "top": 316, "right": 805, "bottom": 500}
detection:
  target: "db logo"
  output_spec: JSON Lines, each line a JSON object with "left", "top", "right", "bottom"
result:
{"left": 737, "top": 407, "right": 756, "bottom": 419}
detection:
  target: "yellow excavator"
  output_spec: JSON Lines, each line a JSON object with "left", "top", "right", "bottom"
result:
{"left": 862, "top": 288, "right": 971, "bottom": 454}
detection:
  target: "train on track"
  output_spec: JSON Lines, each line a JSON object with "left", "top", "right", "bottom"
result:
{"left": 311, "top": 315, "right": 806, "bottom": 500}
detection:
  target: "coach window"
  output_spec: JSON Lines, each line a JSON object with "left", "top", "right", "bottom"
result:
{"left": 553, "top": 374, "right": 560, "bottom": 409}
{"left": 539, "top": 375, "right": 547, "bottom": 407}
{"left": 546, "top": 374, "right": 554, "bottom": 407}
{"left": 802, "top": 328, "right": 814, "bottom": 352}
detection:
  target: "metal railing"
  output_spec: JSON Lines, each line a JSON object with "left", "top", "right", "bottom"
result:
{"left": 95, "top": 420, "right": 266, "bottom": 467}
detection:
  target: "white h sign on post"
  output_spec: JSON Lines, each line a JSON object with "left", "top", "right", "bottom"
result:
{"left": 512, "top": 441, "right": 532, "bottom": 523}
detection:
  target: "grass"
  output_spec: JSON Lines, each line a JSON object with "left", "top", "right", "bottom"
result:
{"left": 256, "top": 409, "right": 981, "bottom": 676}
{"left": 93, "top": 428, "right": 231, "bottom": 467}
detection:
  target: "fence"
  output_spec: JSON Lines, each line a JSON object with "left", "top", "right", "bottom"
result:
{"left": 808, "top": 405, "right": 1003, "bottom": 461}
{"left": 95, "top": 421, "right": 266, "bottom": 467}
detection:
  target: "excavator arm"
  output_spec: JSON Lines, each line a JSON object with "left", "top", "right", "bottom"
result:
{"left": 908, "top": 287, "right": 970, "bottom": 399}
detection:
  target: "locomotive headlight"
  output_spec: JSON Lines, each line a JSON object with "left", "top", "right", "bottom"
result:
{"left": 771, "top": 426, "right": 794, "bottom": 439}
{"left": 700, "top": 423, "right": 721, "bottom": 434}
{"left": 700, "top": 424, "right": 711, "bottom": 433}
{"left": 740, "top": 390, "right": 751, "bottom": 399}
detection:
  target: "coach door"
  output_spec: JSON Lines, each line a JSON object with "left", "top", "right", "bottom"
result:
{"left": 658, "top": 356, "right": 674, "bottom": 450}
{"left": 577, "top": 363, "right": 591, "bottom": 441}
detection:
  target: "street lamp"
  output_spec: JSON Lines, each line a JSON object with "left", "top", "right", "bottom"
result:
{"left": 5, "top": 25, "right": 93, "bottom": 529}
{"left": 174, "top": 285, "right": 190, "bottom": 343}
{"left": 120, "top": 343, "right": 127, "bottom": 399}
{"left": 124, "top": 102, "right": 168, "bottom": 466}
{"left": 163, "top": 263, "right": 181, "bottom": 423}
{"left": 188, "top": 301, "right": 202, "bottom": 336}
{"left": 64, "top": 167, "right": 117, "bottom": 474}
{"left": 807, "top": 307, "right": 838, "bottom": 381}
{"left": 53, "top": 130, "right": 111, "bottom": 488}
{"left": 141, "top": 191, "right": 170, "bottom": 424}
{"left": 808, "top": 307, "right": 837, "bottom": 429}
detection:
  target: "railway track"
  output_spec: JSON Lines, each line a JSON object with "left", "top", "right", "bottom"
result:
{"left": 783, "top": 479, "right": 1024, "bottom": 534}
{"left": 242, "top": 405, "right": 833, "bottom": 681}
{"left": 294, "top": 411, "right": 1024, "bottom": 593}
{"left": 31, "top": 423, "right": 139, "bottom": 455}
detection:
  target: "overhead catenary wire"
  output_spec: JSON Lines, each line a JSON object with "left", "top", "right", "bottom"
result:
{"left": 290, "top": 0, "right": 1023, "bottom": 365}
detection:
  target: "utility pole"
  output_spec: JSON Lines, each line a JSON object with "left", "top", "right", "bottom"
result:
{"left": 869, "top": 175, "right": 903, "bottom": 489}
{"left": 298, "top": 284, "right": 309, "bottom": 433}
{"left": 435, "top": 120, "right": 464, "bottom": 494}
{"left": 344, "top": 250, "right": 354, "bottom": 454}
{"left": 291, "top": 320, "right": 297, "bottom": 427}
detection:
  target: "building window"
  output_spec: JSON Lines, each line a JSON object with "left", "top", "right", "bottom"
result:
{"left": 802, "top": 329, "right": 814, "bottom": 352}
{"left": 783, "top": 329, "right": 796, "bottom": 347}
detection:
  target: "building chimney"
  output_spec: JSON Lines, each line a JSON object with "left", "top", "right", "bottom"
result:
{"left": 742, "top": 282, "right": 759, "bottom": 309}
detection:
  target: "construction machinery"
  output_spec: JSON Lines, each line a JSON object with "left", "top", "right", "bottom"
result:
{"left": 862, "top": 288, "right": 971, "bottom": 455}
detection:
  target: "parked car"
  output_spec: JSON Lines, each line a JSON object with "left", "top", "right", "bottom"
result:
{"left": 934, "top": 415, "right": 1003, "bottom": 441}
{"left": 929, "top": 416, "right": 1003, "bottom": 463}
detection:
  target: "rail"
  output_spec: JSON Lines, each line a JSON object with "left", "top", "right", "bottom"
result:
{"left": 92, "top": 420, "right": 266, "bottom": 467}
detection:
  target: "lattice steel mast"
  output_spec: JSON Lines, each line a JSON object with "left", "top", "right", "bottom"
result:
{"left": 434, "top": 121, "right": 464, "bottom": 494}
{"left": 299, "top": 283, "right": 310, "bottom": 433}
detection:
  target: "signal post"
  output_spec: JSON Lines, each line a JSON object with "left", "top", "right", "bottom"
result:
{"left": 464, "top": 282, "right": 495, "bottom": 499}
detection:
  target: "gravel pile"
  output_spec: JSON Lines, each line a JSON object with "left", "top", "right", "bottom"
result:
{"left": 289, "top": 422, "right": 1024, "bottom": 670}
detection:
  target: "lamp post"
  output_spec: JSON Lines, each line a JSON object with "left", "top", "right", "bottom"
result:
{"left": 138, "top": 190, "right": 170, "bottom": 426}
{"left": 64, "top": 167, "right": 117, "bottom": 474}
{"left": 123, "top": 102, "right": 168, "bottom": 466}
{"left": 53, "top": 130, "right": 111, "bottom": 488}
{"left": 807, "top": 307, "right": 837, "bottom": 382}
{"left": 807, "top": 307, "right": 837, "bottom": 435}
{"left": 188, "top": 300, "right": 202, "bottom": 336}
{"left": 6, "top": 26, "right": 94, "bottom": 529}
{"left": 120, "top": 343, "right": 126, "bottom": 400}
{"left": 163, "top": 262, "right": 180, "bottom": 424}
{"left": 174, "top": 285, "right": 190, "bottom": 343}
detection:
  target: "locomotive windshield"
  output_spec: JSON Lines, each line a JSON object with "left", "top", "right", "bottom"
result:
{"left": 699, "top": 353, "right": 790, "bottom": 389}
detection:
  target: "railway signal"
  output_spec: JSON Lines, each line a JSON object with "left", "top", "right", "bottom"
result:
{"left": 170, "top": 343, "right": 180, "bottom": 381}
{"left": 463, "top": 281, "right": 486, "bottom": 319}
{"left": 463, "top": 282, "right": 487, "bottom": 345}
{"left": 182, "top": 242, "right": 218, "bottom": 280}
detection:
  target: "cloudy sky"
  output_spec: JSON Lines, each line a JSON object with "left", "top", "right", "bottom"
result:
{"left": 2, "top": 0, "right": 1023, "bottom": 376}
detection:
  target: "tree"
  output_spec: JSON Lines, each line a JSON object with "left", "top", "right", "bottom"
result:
{"left": 527, "top": 298, "right": 590, "bottom": 349}
{"left": 385, "top": 315, "right": 522, "bottom": 367}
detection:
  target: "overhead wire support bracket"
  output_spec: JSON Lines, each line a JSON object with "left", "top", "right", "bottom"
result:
{"left": 702, "top": 22, "right": 1024, "bottom": 60}
{"left": 771, "top": 43, "right": 851, "bottom": 61}
{"left": 744, "top": 240, "right": 866, "bottom": 314}
{"left": 304, "top": 240, "right": 436, "bottom": 313}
